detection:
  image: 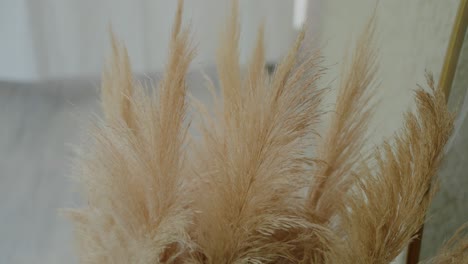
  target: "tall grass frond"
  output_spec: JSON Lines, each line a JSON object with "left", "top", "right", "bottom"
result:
{"left": 68, "top": 1, "right": 460, "bottom": 263}
{"left": 67, "top": 0, "right": 196, "bottom": 262}
{"left": 189, "top": 1, "right": 329, "bottom": 262}
{"left": 306, "top": 17, "right": 378, "bottom": 223}
{"left": 329, "top": 73, "right": 454, "bottom": 263}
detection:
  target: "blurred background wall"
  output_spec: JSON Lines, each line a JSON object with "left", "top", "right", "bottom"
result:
{"left": 318, "top": 1, "right": 460, "bottom": 262}
{"left": 0, "top": 0, "right": 465, "bottom": 263}
{"left": 0, "top": 0, "right": 301, "bottom": 81}
{"left": 319, "top": 0, "right": 459, "bottom": 140}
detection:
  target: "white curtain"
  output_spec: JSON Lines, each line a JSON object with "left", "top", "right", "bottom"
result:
{"left": 0, "top": 0, "right": 311, "bottom": 81}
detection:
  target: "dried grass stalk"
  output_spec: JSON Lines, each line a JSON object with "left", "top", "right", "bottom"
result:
{"left": 188, "top": 1, "right": 334, "bottom": 262}
{"left": 67, "top": 0, "right": 464, "bottom": 263}
{"left": 306, "top": 17, "right": 377, "bottom": 223}
{"left": 328, "top": 74, "right": 455, "bottom": 263}
{"left": 67, "top": 0, "right": 196, "bottom": 262}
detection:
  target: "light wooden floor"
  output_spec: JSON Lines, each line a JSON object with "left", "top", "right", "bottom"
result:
{"left": 0, "top": 72, "right": 214, "bottom": 263}
{"left": 0, "top": 81, "right": 99, "bottom": 263}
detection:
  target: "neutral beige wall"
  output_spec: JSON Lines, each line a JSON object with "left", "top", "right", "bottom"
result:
{"left": 318, "top": 0, "right": 459, "bottom": 141}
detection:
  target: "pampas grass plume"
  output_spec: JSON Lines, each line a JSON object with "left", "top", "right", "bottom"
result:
{"left": 68, "top": 1, "right": 466, "bottom": 263}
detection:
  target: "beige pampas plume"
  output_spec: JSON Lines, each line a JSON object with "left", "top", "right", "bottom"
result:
{"left": 306, "top": 17, "right": 378, "bottom": 223}
{"left": 189, "top": 1, "right": 332, "bottom": 263}
{"left": 67, "top": 0, "right": 464, "bottom": 262}
{"left": 100, "top": 31, "right": 134, "bottom": 128}
{"left": 328, "top": 74, "right": 454, "bottom": 263}
{"left": 67, "top": 0, "right": 195, "bottom": 263}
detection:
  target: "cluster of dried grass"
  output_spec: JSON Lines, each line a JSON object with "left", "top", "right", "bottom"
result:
{"left": 68, "top": 1, "right": 467, "bottom": 263}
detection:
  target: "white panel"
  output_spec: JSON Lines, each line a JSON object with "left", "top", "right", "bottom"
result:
{"left": 0, "top": 0, "right": 38, "bottom": 81}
